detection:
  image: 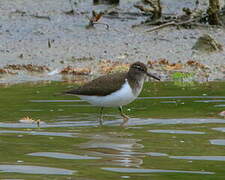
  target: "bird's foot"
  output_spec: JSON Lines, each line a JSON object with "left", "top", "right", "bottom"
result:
{"left": 98, "top": 118, "right": 104, "bottom": 126}
{"left": 120, "top": 114, "right": 129, "bottom": 127}
{"left": 98, "top": 107, "right": 104, "bottom": 126}
{"left": 119, "top": 106, "right": 129, "bottom": 127}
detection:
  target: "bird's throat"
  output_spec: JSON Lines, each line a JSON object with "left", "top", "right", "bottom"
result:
{"left": 127, "top": 74, "right": 145, "bottom": 97}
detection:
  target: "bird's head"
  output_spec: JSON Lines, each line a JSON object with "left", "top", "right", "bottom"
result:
{"left": 129, "top": 62, "right": 160, "bottom": 81}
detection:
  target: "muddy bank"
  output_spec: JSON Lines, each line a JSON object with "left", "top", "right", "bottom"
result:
{"left": 0, "top": 0, "right": 224, "bottom": 84}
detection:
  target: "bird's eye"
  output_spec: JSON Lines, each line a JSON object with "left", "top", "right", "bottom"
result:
{"left": 135, "top": 65, "right": 143, "bottom": 71}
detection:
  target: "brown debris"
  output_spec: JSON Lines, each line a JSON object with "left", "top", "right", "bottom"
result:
{"left": 164, "top": 63, "right": 183, "bottom": 71}
{"left": 86, "top": 10, "right": 109, "bottom": 29}
{"left": 148, "top": 59, "right": 183, "bottom": 71}
{"left": 138, "top": 0, "right": 224, "bottom": 33}
{"left": 0, "top": 68, "right": 17, "bottom": 75}
{"left": 68, "top": 56, "right": 94, "bottom": 62}
{"left": 146, "top": 58, "right": 216, "bottom": 82}
{"left": 0, "top": 69, "right": 8, "bottom": 74}
{"left": 148, "top": 59, "right": 210, "bottom": 71}
{"left": 4, "top": 64, "right": 50, "bottom": 72}
{"left": 186, "top": 60, "right": 208, "bottom": 69}
{"left": 99, "top": 60, "right": 130, "bottom": 74}
{"left": 61, "top": 75, "right": 90, "bottom": 85}
{"left": 60, "top": 66, "right": 91, "bottom": 75}
{"left": 19, "top": 116, "right": 42, "bottom": 128}
{"left": 147, "top": 60, "right": 158, "bottom": 66}
{"left": 186, "top": 60, "right": 198, "bottom": 66}
{"left": 158, "top": 59, "right": 169, "bottom": 65}
{"left": 19, "top": 116, "right": 38, "bottom": 123}
{"left": 90, "top": 11, "right": 104, "bottom": 23}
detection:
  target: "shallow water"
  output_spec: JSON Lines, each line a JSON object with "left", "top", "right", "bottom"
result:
{"left": 101, "top": 167, "right": 214, "bottom": 175}
{"left": 0, "top": 81, "right": 225, "bottom": 179}
{"left": 0, "top": 165, "right": 75, "bottom": 175}
{"left": 169, "top": 156, "right": 225, "bottom": 161}
{"left": 28, "top": 152, "right": 101, "bottom": 160}
{"left": 148, "top": 129, "right": 205, "bottom": 134}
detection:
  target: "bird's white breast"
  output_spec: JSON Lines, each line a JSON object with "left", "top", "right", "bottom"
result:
{"left": 78, "top": 79, "right": 137, "bottom": 107}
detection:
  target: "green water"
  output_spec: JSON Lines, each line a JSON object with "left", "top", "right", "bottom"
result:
{"left": 0, "top": 81, "right": 225, "bottom": 179}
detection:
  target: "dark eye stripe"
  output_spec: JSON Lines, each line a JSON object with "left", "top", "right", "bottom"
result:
{"left": 135, "top": 65, "right": 144, "bottom": 71}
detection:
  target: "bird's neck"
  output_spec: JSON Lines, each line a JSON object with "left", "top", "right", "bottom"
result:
{"left": 127, "top": 71, "right": 145, "bottom": 96}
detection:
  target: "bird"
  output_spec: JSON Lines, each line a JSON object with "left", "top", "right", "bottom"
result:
{"left": 65, "top": 61, "right": 160, "bottom": 126}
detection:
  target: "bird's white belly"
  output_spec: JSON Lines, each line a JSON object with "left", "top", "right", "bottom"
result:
{"left": 78, "top": 80, "right": 137, "bottom": 107}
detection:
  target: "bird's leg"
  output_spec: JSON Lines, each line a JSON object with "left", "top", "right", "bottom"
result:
{"left": 119, "top": 106, "right": 129, "bottom": 126}
{"left": 99, "top": 107, "right": 104, "bottom": 126}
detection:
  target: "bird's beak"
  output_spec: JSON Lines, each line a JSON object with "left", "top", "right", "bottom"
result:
{"left": 146, "top": 72, "right": 160, "bottom": 81}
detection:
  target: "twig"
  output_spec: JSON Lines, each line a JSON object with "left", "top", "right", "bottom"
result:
{"left": 145, "top": 18, "right": 199, "bottom": 32}
{"left": 31, "top": 14, "right": 51, "bottom": 20}
{"left": 145, "top": 21, "right": 175, "bottom": 32}
{"left": 132, "top": 18, "right": 172, "bottom": 28}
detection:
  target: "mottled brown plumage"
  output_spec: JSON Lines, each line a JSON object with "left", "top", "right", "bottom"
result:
{"left": 66, "top": 72, "right": 127, "bottom": 96}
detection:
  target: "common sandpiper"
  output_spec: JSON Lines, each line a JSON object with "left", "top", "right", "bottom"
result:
{"left": 65, "top": 61, "right": 160, "bottom": 126}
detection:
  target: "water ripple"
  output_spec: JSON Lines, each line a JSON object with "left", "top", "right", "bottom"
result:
{"left": 0, "top": 130, "right": 78, "bottom": 137}
{"left": 0, "top": 118, "right": 224, "bottom": 128}
{"left": 28, "top": 152, "right": 101, "bottom": 160}
{"left": 0, "top": 165, "right": 75, "bottom": 175}
{"left": 170, "top": 156, "right": 225, "bottom": 161}
{"left": 210, "top": 139, "right": 225, "bottom": 146}
{"left": 148, "top": 130, "right": 205, "bottom": 134}
{"left": 102, "top": 167, "right": 214, "bottom": 174}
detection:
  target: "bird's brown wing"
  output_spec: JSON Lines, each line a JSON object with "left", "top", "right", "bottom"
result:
{"left": 65, "top": 72, "right": 127, "bottom": 96}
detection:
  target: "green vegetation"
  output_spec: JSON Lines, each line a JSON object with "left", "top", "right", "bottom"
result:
{"left": 171, "top": 72, "right": 195, "bottom": 87}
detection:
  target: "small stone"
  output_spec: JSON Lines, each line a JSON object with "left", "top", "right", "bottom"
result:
{"left": 192, "top": 34, "right": 223, "bottom": 53}
{"left": 219, "top": 111, "right": 225, "bottom": 117}
{"left": 18, "top": 54, "right": 23, "bottom": 58}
